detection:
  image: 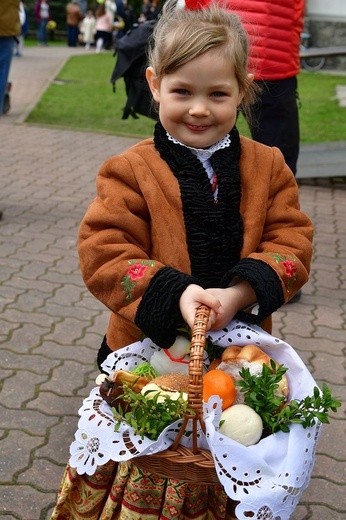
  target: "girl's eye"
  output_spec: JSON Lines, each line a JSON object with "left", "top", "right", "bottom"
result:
{"left": 211, "top": 91, "right": 226, "bottom": 98}
{"left": 174, "top": 89, "right": 190, "bottom": 95}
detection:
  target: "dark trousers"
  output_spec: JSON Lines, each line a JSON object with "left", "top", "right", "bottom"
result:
{"left": 67, "top": 25, "right": 79, "bottom": 47}
{"left": 248, "top": 77, "right": 300, "bottom": 176}
{"left": 38, "top": 19, "right": 48, "bottom": 44}
{"left": 0, "top": 37, "right": 15, "bottom": 114}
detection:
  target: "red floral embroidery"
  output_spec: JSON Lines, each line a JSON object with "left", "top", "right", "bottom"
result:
{"left": 121, "top": 260, "right": 155, "bottom": 303}
{"left": 263, "top": 252, "right": 298, "bottom": 294}
{"left": 127, "top": 263, "right": 148, "bottom": 281}
{"left": 282, "top": 259, "right": 297, "bottom": 278}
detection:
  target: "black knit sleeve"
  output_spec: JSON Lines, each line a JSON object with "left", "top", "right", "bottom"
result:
{"left": 134, "top": 266, "right": 201, "bottom": 348}
{"left": 221, "top": 258, "right": 285, "bottom": 324}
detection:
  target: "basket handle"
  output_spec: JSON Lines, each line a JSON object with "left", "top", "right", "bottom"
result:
{"left": 171, "top": 305, "right": 210, "bottom": 454}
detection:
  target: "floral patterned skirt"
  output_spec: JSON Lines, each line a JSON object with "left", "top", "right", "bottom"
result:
{"left": 50, "top": 460, "right": 237, "bottom": 520}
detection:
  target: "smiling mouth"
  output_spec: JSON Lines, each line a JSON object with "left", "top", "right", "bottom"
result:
{"left": 185, "top": 123, "right": 210, "bottom": 132}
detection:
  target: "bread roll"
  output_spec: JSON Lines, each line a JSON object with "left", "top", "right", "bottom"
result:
{"left": 222, "top": 345, "right": 269, "bottom": 366}
{"left": 141, "top": 373, "right": 189, "bottom": 402}
{"left": 217, "top": 345, "right": 289, "bottom": 399}
{"left": 152, "top": 373, "right": 189, "bottom": 393}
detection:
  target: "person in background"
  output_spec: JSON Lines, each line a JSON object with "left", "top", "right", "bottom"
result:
{"left": 231, "top": 0, "right": 305, "bottom": 178}
{"left": 49, "top": 2, "right": 313, "bottom": 518}
{"left": 66, "top": 0, "right": 83, "bottom": 47}
{"left": 80, "top": 9, "right": 96, "bottom": 49}
{"left": 34, "top": 0, "right": 50, "bottom": 45}
{"left": 77, "top": 0, "right": 88, "bottom": 17}
{"left": 144, "top": 0, "right": 162, "bottom": 20}
{"left": 115, "top": 0, "right": 126, "bottom": 20}
{"left": 14, "top": 2, "right": 28, "bottom": 57}
{"left": 138, "top": 0, "right": 151, "bottom": 22}
{"left": 94, "top": 1, "right": 113, "bottom": 52}
{"left": 122, "top": 1, "right": 136, "bottom": 31}
{"left": 105, "top": 0, "right": 117, "bottom": 24}
{"left": 114, "top": 0, "right": 127, "bottom": 37}
{"left": 138, "top": 0, "right": 151, "bottom": 23}
{"left": 231, "top": 0, "right": 306, "bottom": 303}
{"left": 0, "top": 0, "right": 20, "bottom": 117}
{"left": 0, "top": 0, "right": 20, "bottom": 221}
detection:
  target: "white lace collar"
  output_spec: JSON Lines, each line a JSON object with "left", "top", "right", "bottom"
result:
{"left": 166, "top": 133, "right": 231, "bottom": 161}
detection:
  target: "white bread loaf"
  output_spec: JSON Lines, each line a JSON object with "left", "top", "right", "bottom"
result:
{"left": 216, "top": 345, "right": 289, "bottom": 400}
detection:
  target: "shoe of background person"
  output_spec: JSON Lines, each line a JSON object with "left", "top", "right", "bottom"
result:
{"left": 287, "top": 289, "right": 302, "bottom": 304}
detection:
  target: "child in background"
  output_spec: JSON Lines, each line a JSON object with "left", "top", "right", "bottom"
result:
{"left": 80, "top": 9, "right": 96, "bottom": 49}
{"left": 50, "top": 1, "right": 313, "bottom": 518}
{"left": 94, "top": 1, "right": 113, "bottom": 52}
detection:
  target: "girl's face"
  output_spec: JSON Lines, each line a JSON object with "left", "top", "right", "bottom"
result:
{"left": 147, "top": 48, "right": 251, "bottom": 149}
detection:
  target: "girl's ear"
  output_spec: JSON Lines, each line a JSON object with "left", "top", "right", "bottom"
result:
{"left": 146, "top": 67, "right": 161, "bottom": 102}
{"left": 237, "top": 73, "right": 254, "bottom": 106}
{"left": 247, "top": 73, "right": 254, "bottom": 85}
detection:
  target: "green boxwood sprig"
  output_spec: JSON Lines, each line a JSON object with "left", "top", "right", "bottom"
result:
{"left": 113, "top": 382, "right": 190, "bottom": 440}
{"left": 236, "top": 360, "right": 341, "bottom": 435}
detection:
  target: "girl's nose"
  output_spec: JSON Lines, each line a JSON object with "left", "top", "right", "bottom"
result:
{"left": 189, "top": 100, "right": 210, "bottom": 117}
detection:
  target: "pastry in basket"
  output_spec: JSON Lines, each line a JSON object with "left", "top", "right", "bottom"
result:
{"left": 97, "top": 369, "right": 149, "bottom": 412}
{"left": 141, "top": 373, "right": 189, "bottom": 402}
{"left": 214, "top": 344, "right": 289, "bottom": 401}
{"left": 106, "top": 372, "right": 190, "bottom": 440}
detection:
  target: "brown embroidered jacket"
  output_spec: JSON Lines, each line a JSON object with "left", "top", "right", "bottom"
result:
{"left": 78, "top": 130, "right": 313, "bottom": 352}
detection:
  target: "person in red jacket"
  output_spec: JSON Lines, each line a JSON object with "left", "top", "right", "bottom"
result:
{"left": 230, "top": 0, "right": 305, "bottom": 177}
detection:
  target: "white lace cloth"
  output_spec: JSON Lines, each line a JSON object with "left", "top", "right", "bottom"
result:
{"left": 69, "top": 321, "right": 322, "bottom": 520}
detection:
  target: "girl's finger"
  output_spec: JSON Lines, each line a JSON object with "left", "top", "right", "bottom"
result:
{"left": 207, "top": 309, "right": 217, "bottom": 330}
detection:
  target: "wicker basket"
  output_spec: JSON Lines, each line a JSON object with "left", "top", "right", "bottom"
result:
{"left": 133, "top": 305, "right": 220, "bottom": 484}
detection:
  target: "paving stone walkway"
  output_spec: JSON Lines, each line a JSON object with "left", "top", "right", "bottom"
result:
{"left": 0, "top": 45, "right": 345, "bottom": 520}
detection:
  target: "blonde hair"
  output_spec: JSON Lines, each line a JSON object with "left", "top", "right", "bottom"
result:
{"left": 147, "top": 0, "right": 258, "bottom": 118}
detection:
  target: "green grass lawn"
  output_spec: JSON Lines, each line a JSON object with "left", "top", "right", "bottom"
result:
{"left": 26, "top": 53, "right": 346, "bottom": 143}
{"left": 25, "top": 37, "right": 66, "bottom": 47}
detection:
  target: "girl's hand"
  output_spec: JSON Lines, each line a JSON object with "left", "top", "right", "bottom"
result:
{"left": 205, "top": 281, "right": 256, "bottom": 330}
{"left": 179, "top": 284, "right": 224, "bottom": 330}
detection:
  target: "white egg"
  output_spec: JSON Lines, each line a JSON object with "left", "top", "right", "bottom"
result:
{"left": 169, "top": 335, "right": 191, "bottom": 357}
{"left": 150, "top": 336, "right": 191, "bottom": 376}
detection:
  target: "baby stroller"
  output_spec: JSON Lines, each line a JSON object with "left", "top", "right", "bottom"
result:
{"left": 110, "top": 20, "right": 158, "bottom": 120}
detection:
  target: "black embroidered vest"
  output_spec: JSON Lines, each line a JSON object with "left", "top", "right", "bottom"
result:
{"left": 154, "top": 122, "right": 244, "bottom": 288}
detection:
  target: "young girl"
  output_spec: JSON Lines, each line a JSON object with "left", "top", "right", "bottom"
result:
{"left": 50, "top": 1, "right": 313, "bottom": 518}
{"left": 94, "top": 2, "right": 113, "bottom": 53}
{"left": 80, "top": 9, "right": 96, "bottom": 49}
